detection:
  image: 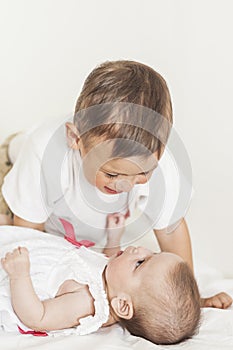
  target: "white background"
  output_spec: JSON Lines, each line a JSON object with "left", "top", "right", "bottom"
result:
{"left": 0, "top": 0, "right": 233, "bottom": 275}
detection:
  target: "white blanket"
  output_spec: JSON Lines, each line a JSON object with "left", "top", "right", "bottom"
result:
{"left": 0, "top": 226, "right": 233, "bottom": 350}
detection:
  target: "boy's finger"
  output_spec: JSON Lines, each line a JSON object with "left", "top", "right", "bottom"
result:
{"left": 216, "top": 293, "right": 233, "bottom": 308}
{"left": 107, "top": 213, "right": 117, "bottom": 222}
{"left": 13, "top": 247, "right": 21, "bottom": 255}
{"left": 19, "top": 247, "right": 28, "bottom": 254}
{"left": 214, "top": 299, "right": 223, "bottom": 308}
{"left": 118, "top": 215, "right": 125, "bottom": 225}
{"left": 221, "top": 296, "right": 233, "bottom": 308}
{"left": 205, "top": 299, "right": 213, "bottom": 307}
{"left": 107, "top": 215, "right": 117, "bottom": 222}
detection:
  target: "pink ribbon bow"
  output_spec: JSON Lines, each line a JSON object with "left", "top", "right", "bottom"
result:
{"left": 59, "top": 218, "right": 95, "bottom": 248}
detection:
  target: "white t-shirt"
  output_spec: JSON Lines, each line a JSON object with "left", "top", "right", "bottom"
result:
{"left": 2, "top": 117, "right": 192, "bottom": 247}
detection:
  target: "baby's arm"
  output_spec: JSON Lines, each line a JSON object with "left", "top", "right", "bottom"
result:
{"left": 103, "top": 213, "right": 125, "bottom": 256}
{"left": 1, "top": 247, "right": 93, "bottom": 331}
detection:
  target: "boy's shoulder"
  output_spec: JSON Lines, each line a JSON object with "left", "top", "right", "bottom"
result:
{"left": 25, "top": 116, "right": 71, "bottom": 159}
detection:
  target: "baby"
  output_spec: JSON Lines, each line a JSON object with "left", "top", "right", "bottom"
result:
{"left": 0, "top": 223, "right": 203, "bottom": 345}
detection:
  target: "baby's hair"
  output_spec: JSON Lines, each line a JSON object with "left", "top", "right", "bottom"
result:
{"left": 118, "top": 261, "right": 201, "bottom": 345}
{"left": 73, "top": 60, "right": 173, "bottom": 159}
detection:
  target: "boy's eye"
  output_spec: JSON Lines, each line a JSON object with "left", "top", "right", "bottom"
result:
{"left": 135, "top": 260, "right": 145, "bottom": 268}
{"left": 142, "top": 170, "right": 152, "bottom": 177}
{"left": 105, "top": 173, "right": 118, "bottom": 178}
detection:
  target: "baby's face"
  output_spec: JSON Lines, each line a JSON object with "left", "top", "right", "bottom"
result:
{"left": 79, "top": 139, "right": 158, "bottom": 194}
{"left": 105, "top": 246, "right": 183, "bottom": 297}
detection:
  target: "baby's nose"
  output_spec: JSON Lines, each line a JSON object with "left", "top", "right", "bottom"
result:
{"left": 115, "top": 179, "right": 133, "bottom": 192}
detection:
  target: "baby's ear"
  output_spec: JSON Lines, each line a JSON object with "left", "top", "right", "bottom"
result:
{"left": 65, "top": 122, "right": 80, "bottom": 150}
{"left": 110, "top": 294, "right": 134, "bottom": 320}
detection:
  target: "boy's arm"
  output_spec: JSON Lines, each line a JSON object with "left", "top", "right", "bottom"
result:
{"left": 200, "top": 292, "right": 232, "bottom": 309}
{"left": 13, "top": 215, "right": 45, "bottom": 232}
{"left": 103, "top": 242, "right": 121, "bottom": 257}
{"left": 154, "top": 218, "right": 193, "bottom": 271}
{"left": 154, "top": 219, "right": 233, "bottom": 309}
{"left": 1, "top": 247, "right": 93, "bottom": 331}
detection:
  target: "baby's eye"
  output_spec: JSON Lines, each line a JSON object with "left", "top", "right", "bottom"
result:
{"left": 135, "top": 260, "right": 145, "bottom": 268}
{"left": 105, "top": 173, "right": 118, "bottom": 178}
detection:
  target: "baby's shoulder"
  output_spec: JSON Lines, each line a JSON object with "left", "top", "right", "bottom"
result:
{"left": 55, "top": 279, "right": 91, "bottom": 297}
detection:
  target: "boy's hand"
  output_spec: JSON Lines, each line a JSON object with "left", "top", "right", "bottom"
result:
{"left": 1, "top": 247, "right": 30, "bottom": 279}
{"left": 201, "top": 292, "right": 233, "bottom": 309}
{"left": 105, "top": 213, "right": 125, "bottom": 246}
{"left": 104, "top": 213, "right": 126, "bottom": 257}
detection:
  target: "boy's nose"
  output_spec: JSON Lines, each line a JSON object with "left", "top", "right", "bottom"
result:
{"left": 115, "top": 174, "right": 148, "bottom": 192}
{"left": 115, "top": 179, "right": 133, "bottom": 192}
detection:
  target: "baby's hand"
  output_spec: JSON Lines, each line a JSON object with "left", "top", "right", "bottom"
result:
{"left": 1, "top": 247, "right": 30, "bottom": 279}
{"left": 106, "top": 213, "right": 126, "bottom": 245}
{"left": 201, "top": 292, "right": 233, "bottom": 309}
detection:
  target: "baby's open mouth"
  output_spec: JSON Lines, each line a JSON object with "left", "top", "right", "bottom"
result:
{"left": 116, "top": 250, "right": 123, "bottom": 257}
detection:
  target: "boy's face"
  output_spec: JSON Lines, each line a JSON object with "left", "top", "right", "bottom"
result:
{"left": 79, "top": 140, "right": 159, "bottom": 194}
{"left": 105, "top": 246, "right": 183, "bottom": 298}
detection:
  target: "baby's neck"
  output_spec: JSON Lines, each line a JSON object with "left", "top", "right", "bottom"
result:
{"left": 102, "top": 314, "right": 117, "bottom": 328}
{"left": 102, "top": 267, "right": 118, "bottom": 326}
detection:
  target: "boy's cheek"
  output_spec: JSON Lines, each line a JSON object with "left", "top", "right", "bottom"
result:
{"left": 95, "top": 173, "right": 109, "bottom": 189}
{"left": 137, "top": 172, "right": 153, "bottom": 185}
{"left": 83, "top": 168, "right": 106, "bottom": 188}
{"left": 138, "top": 176, "right": 149, "bottom": 185}
{"left": 81, "top": 166, "right": 95, "bottom": 187}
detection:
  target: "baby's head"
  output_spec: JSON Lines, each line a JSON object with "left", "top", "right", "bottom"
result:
{"left": 66, "top": 60, "right": 173, "bottom": 193}
{"left": 105, "top": 246, "right": 201, "bottom": 345}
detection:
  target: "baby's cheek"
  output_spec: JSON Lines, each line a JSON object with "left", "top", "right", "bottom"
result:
{"left": 105, "top": 262, "right": 118, "bottom": 282}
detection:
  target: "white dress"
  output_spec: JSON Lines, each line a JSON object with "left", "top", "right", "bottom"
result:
{"left": 0, "top": 226, "right": 109, "bottom": 336}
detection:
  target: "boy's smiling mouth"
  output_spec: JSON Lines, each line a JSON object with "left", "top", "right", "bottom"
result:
{"left": 104, "top": 186, "right": 122, "bottom": 194}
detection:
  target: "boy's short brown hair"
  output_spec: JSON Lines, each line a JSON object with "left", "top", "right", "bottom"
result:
{"left": 74, "top": 60, "right": 173, "bottom": 159}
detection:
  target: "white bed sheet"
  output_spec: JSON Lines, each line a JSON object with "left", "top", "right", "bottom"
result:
{"left": 0, "top": 227, "right": 233, "bottom": 350}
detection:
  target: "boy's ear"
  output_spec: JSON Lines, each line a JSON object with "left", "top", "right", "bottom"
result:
{"left": 65, "top": 122, "right": 81, "bottom": 150}
{"left": 110, "top": 294, "right": 134, "bottom": 320}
